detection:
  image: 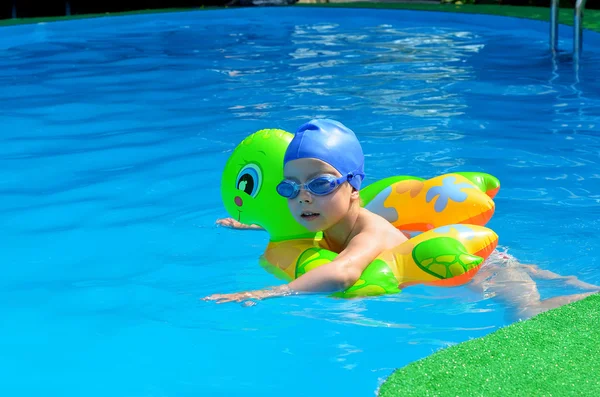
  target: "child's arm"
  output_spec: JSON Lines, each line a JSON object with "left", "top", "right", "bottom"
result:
{"left": 216, "top": 218, "right": 264, "bottom": 231}
{"left": 286, "top": 232, "right": 379, "bottom": 292}
{"left": 202, "top": 231, "right": 380, "bottom": 303}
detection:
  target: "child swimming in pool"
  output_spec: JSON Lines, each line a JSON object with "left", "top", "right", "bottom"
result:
{"left": 203, "top": 119, "right": 409, "bottom": 303}
{"left": 204, "top": 119, "right": 599, "bottom": 318}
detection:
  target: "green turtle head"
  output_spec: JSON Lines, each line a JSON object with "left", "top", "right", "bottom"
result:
{"left": 220, "top": 128, "right": 316, "bottom": 241}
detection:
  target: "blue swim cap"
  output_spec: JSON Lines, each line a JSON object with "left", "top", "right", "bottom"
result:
{"left": 284, "top": 119, "right": 365, "bottom": 190}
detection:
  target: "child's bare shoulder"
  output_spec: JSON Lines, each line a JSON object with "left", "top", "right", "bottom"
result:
{"left": 360, "top": 209, "right": 408, "bottom": 247}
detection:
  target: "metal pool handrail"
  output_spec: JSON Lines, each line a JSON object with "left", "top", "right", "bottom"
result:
{"left": 574, "top": 0, "right": 589, "bottom": 57}
{"left": 550, "top": 0, "right": 589, "bottom": 57}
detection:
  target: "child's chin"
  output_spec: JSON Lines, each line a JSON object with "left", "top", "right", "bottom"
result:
{"left": 298, "top": 218, "right": 323, "bottom": 232}
{"left": 304, "top": 224, "right": 322, "bottom": 233}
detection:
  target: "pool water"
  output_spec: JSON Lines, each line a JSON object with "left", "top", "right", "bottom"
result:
{"left": 1, "top": 7, "right": 599, "bottom": 396}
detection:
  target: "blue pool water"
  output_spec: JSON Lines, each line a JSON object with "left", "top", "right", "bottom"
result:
{"left": 1, "top": 7, "right": 600, "bottom": 396}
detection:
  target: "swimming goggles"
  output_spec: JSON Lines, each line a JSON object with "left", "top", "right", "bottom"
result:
{"left": 276, "top": 174, "right": 350, "bottom": 199}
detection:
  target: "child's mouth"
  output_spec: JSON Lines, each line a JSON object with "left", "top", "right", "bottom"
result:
{"left": 301, "top": 211, "right": 320, "bottom": 221}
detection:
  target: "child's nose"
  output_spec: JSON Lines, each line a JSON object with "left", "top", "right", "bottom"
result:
{"left": 297, "top": 189, "right": 312, "bottom": 203}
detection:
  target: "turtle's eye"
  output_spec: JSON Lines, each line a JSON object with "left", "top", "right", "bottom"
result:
{"left": 236, "top": 164, "right": 262, "bottom": 197}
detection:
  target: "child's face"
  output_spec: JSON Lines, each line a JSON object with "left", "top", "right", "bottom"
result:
{"left": 283, "top": 158, "right": 356, "bottom": 232}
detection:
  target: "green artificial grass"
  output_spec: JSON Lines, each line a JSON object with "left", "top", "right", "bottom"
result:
{"left": 1, "top": 4, "right": 600, "bottom": 33}
{"left": 297, "top": 3, "right": 600, "bottom": 32}
{"left": 0, "top": 7, "right": 213, "bottom": 27}
{"left": 379, "top": 293, "right": 600, "bottom": 397}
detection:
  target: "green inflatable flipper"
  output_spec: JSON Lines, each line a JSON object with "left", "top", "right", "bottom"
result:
{"left": 412, "top": 237, "right": 483, "bottom": 279}
{"left": 453, "top": 172, "right": 500, "bottom": 199}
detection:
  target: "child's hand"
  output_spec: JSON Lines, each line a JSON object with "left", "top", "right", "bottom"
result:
{"left": 202, "top": 285, "right": 295, "bottom": 304}
{"left": 202, "top": 291, "right": 264, "bottom": 304}
{"left": 216, "top": 218, "right": 263, "bottom": 230}
{"left": 216, "top": 217, "right": 244, "bottom": 228}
